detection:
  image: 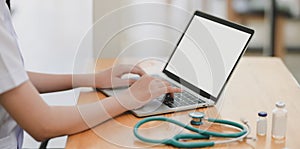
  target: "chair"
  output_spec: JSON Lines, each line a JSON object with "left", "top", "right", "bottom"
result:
{"left": 39, "top": 139, "right": 50, "bottom": 149}
{"left": 6, "top": 0, "right": 10, "bottom": 10}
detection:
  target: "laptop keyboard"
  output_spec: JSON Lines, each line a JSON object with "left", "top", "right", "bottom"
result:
{"left": 162, "top": 91, "right": 205, "bottom": 108}
{"left": 155, "top": 80, "right": 206, "bottom": 108}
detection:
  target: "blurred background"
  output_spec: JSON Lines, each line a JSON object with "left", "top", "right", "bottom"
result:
{"left": 7, "top": 0, "right": 300, "bottom": 148}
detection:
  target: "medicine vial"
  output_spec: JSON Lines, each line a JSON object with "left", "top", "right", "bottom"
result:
{"left": 271, "top": 101, "right": 287, "bottom": 139}
{"left": 256, "top": 111, "right": 267, "bottom": 136}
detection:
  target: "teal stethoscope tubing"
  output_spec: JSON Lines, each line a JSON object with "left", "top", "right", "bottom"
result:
{"left": 134, "top": 116, "right": 249, "bottom": 148}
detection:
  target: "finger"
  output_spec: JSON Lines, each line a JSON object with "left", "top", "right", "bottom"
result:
{"left": 149, "top": 84, "right": 181, "bottom": 99}
{"left": 115, "top": 65, "right": 146, "bottom": 77}
{"left": 152, "top": 80, "right": 169, "bottom": 89}
{"left": 127, "top": 79, "right": 137, "bottom": 85}
{"left": 162, "top": 80, "right": 171, "bottom": 87}
{"left": 152, "top": 77, "right": 170, "bottom": 86}
{"left": 166, "top": 86, "right": 182, "bottom": 93}
{"left": 154, "top": 81, "right": 171, "bottom": 94}
{"left": 167, "top": 86, "right": 182, "bottom": 93}
{"left": 126, "top": 65, "right": 146, "bottom": 76}
{"left": 163, "top": 86, "right": 181, "bottom": 98}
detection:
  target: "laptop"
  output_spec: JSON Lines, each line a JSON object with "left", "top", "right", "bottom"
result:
{"left": 100, "top": 11, "right": 254, "bottom": 117}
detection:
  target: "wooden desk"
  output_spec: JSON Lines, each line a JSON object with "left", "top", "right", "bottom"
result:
{"left": 66, "top": 57, "right": 300, "bottom": 149}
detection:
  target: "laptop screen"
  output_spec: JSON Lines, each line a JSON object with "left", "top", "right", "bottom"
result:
{"left": 163, "top": 11, "right": 254, "bottom": 99}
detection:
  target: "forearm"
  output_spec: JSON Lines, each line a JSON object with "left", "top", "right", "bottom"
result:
{"left": 46, "top": 96, "right": 127, "bottom": 138}
{"left": 27, "top": 72, "right": 95, "bottom": 93}
{"left": 0, "top": 81, "right": 127, "bottom": 141}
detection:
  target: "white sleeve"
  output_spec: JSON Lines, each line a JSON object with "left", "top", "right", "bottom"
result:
{"left": 0, "top": 4, "right": 28, "bottom": 94}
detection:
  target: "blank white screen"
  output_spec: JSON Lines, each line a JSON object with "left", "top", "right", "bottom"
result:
{"left": 166, "top": 15, "right": 251, "bottom": 97}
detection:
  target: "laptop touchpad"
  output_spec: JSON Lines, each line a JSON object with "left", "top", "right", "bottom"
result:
{"left": 135, "top": 99, "right": 164, "bottom": 113}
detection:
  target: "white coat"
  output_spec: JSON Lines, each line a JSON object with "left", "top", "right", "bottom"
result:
{"left": 0, "top": 0, "right": 29, "bottom": 148}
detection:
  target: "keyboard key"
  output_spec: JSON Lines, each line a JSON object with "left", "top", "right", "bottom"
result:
{"left": 154, "top": 76, "right": 206, "bottom": 108}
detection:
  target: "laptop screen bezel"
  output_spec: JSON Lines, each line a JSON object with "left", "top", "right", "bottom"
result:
{"left": 162, "top": 11, "right": 254, "bottom": 102}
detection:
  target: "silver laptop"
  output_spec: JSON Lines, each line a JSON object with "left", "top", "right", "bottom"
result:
{"left": 100, "top": 11, "right": 254, "bottom": 117}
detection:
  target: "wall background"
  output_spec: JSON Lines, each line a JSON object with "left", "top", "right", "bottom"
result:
{"left": 93, "top": 0, "right": 300, "bottom": 60}
{"left": 12, "top": 0, "right": 93, "bottom": 148}
{"left": 93, "top": 0, "right": 228, "bottom": 59}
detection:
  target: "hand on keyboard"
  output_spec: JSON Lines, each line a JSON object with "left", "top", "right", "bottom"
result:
{"left": 163, "top": 91, "right": 205, "bottom": 108}
{"left": 117, "top": 75, "right": 181, "bottom": 110}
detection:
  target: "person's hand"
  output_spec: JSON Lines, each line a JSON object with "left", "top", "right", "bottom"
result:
{"left": 116, "top": 75, "right": 182, "bottom": 110}
{"left": 95, "top": 64, "right": 146, "bottom": 89}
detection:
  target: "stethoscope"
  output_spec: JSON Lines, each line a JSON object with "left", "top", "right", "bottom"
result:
{"left": 134, "top": 112, "right": 251, "bottom": 148}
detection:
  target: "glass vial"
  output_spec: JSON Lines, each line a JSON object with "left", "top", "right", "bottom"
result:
{"left": 257, "top": 111, "right": 267, "bottom": 136}
{"left": 271, "top": 101, "right": 287, "bottom": 139}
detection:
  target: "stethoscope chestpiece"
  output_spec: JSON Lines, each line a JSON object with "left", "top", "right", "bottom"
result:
{"left": 189, "top": 112, "right": 205, "bottom": 126}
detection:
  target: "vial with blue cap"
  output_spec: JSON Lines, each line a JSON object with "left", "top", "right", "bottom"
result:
{"left": 256, "top": 111, "right": 267, "bottom": 136}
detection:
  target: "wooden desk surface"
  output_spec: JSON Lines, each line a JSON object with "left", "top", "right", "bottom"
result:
{"left": 66, "top": 57, "right": 300, "bottom": 149}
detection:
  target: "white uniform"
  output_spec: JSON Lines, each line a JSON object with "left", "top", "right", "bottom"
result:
{"left": 0, "top": 1, "right": 29, "bottom": 148}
